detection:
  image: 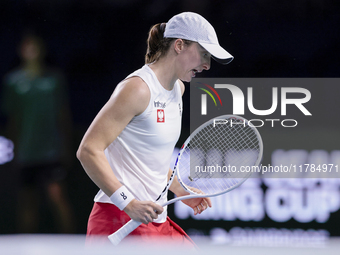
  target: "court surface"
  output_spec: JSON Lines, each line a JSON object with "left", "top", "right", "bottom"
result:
{"left": 1, "top": 234, "right": 339, "bottom": 255}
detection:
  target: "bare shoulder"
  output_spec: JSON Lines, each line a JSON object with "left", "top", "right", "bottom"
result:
{"left": 177, "top": 79, "right": 185, "bottom": 96}
{"left": 110, "top": 76, "right": 150, "bottom": 116}
{"left": 114, "top": 76, "right": 150, "bottom": 99}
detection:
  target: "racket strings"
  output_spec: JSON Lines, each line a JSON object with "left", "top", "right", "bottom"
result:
{"left": 221, "top": 124, "right": 260, "bottom": 166}
{"left": 177, "top": 119, "right": 261, "bottom": 195}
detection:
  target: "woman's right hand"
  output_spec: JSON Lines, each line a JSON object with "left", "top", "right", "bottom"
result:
{"left": 124, "top": 199, "right": 164, "bottom": 224}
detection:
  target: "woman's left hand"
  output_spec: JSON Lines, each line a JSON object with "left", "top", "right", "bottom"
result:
{"left": 180, "top": 187, "right": 212, "bottom": 215}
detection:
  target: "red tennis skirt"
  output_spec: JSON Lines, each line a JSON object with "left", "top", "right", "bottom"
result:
{"left": 86, "top": 202, "right": 195, "bottom": 247}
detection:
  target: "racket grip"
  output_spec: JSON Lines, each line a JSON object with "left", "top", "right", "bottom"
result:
{"left": 108, "top": 219, "right": 142, "bottom": 245}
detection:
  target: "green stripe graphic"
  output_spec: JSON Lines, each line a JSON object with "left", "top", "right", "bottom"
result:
{"left": 199, "top": 87, "right": 217, "bottom": 106}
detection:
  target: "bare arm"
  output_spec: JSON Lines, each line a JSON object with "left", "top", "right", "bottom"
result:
{"left": 168, "top": 168, "right": 212, "bottom": 215}
{"left": 77, "top": 77, "right": 163, "bottom": 223}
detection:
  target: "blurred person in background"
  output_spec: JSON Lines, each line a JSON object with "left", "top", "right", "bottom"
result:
{"left": 1, "top": 32, "right": 75, "bottom": 233}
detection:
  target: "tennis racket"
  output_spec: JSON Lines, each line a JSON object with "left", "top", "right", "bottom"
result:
{"left": 108, "top": 114, "right": 263, "bottom": 245}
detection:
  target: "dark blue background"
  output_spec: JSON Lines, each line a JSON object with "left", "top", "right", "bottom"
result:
{"left": 0, "top": 0, "right": 339, "bottom": 235}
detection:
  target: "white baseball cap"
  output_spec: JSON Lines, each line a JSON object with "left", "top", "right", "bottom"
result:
{"left": 164, "top": 12, "right": 234, "bottom": 64}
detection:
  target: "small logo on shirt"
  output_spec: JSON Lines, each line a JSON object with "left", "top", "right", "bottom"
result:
{"left": 154, "top": 101, "right": 166, "bottom": 108}
{"left": 120, "top": 192, "right": 127, "bottom": 200}
{"left": 157, "top": 109, "right": 165, "bottom": 123}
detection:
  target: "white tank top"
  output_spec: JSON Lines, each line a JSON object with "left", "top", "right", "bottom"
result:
{"left": 94, "top": 65, "right": 183, "bottom": 223}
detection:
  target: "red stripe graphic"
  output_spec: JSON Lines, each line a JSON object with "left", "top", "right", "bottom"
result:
{"left": 202, "top": 83, "right": 223, "bottom": 106}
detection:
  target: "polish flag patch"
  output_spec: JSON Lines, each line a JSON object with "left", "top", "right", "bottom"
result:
{"left": 157, "top": 109, "right": 165, "bottom": 123}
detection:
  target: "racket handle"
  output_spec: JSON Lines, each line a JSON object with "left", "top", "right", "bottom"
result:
{"left": 108, "top": 219, "right": 142, "bottom": 245}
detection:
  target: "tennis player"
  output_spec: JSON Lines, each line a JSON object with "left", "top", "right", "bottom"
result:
{"left": 77, "top": 12, "right": 233, "bottom": 245}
